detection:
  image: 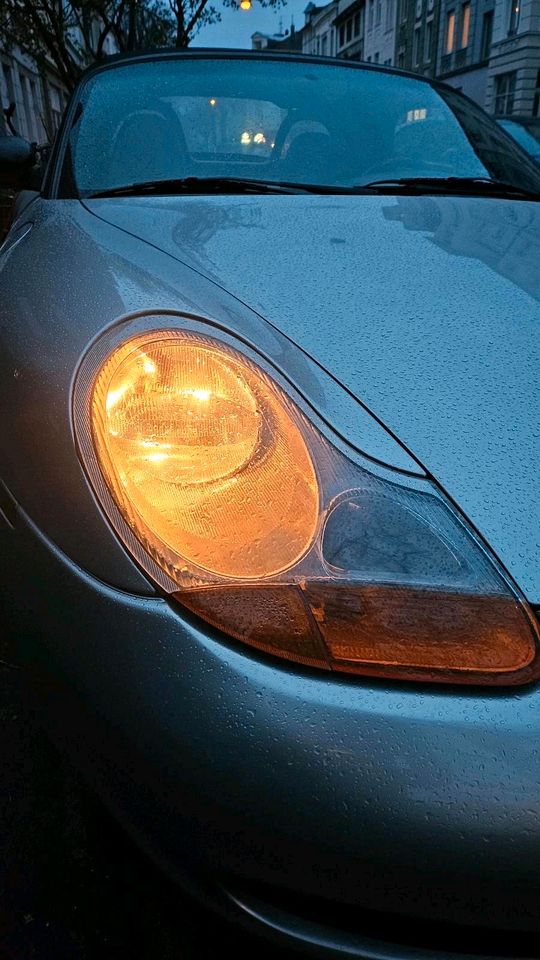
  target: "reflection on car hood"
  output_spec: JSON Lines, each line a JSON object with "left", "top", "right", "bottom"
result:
{"left": 86, "top": 194, "right": 540, "bottom": 602}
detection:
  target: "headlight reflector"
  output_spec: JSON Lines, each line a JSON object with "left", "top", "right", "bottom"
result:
{"left": 92, "top": 335, "right": 319, "bottom": 580}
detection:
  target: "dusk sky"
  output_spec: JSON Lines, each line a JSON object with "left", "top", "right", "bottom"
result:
{"left": 192, "top": 0, "right": 309, "bottom": 51}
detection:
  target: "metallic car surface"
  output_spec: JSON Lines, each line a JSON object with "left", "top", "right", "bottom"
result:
{"left": 0, "top": 197, "right": 430, "bottom": 593}
{"left": 5, "top": 495, "right": 540, "bottom": 959}
{"left": 86, "top": 193, "right": 540, "bottom": 602}
{"left": 1, "top": 57, "right": 540, "bottom": 956}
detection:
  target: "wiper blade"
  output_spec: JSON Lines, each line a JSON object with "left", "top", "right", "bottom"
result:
{"left": 359, "top": 176, "right": 540, "bottom": 201}
{"left": 85, "top": 176, "right": 368, "bottom": 198}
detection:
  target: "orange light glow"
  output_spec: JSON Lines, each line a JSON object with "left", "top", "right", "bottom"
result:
{"left": 92, "top": 334, "right": 319, "bottom": 581}
{"left": 240, "top": 0, "right": 252, "bottom": 9}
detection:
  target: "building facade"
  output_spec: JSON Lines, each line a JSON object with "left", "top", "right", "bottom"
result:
{"left": 395, "top": 0, "right": 440, "bottom": 74}
{"left": 0, "top": 47, "right": 67, "bottom": 143}
{"left": 436, "top": 0, "right": 496, "bottom": 104}
{"left": 253, "top": 0, "right": 539, "bottom": 122}
{"left": 301, "top": 2, "right": 340, "bottom": 57}
{"left": 486, "top": 0, "right": 540, "bottom": 117}
{"left": 251, "top": 25, "right": 304, "bottom": 51}
{"left": 334, "top": 0, "right": 365, "bottom": 60}
{"left": 363, "top": 0, "right": 398, "bottom": 65}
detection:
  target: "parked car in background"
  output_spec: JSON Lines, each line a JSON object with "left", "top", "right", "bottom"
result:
{"left": 1, "top": 51, "right": 540, "bottom": 959}
{"left": 498, "top": 117, "right": 540, "bottom": 164}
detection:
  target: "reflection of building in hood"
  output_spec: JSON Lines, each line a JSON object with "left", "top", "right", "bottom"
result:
{"left": 384, "top": 195, "right": 540, "bottom": 303}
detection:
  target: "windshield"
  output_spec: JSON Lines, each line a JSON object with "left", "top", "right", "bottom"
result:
{"left": 498, "top": 120, "right": 540, "bottom": 159}
{"left": 60, "top": 55, "right": 540, "bottom": 197}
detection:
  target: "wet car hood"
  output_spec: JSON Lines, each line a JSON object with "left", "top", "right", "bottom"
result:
{"left": 86, "top": 194, "right": 540, "bottom": 602}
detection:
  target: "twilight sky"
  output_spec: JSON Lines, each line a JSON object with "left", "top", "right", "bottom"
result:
{"left": 192, "top": 0, "right": 309, "bottom": 50}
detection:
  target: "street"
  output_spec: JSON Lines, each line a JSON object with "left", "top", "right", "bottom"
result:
{"left": 0, "top": 661, "right": 295, "bottom": 960}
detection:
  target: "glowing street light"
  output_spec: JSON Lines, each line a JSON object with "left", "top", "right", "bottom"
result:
{"left": 209, "top": 98, "right": 217, "bottom": 106}
{"left": 240, "top": 0, "right": 252, "bottom": 9}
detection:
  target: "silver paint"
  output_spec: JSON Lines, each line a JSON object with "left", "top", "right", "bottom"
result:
{"left": 86, "top": 193, "right": 540, "bottom": 602}
{"left": 0, "top": 196, "right": 424, "bottom": 591}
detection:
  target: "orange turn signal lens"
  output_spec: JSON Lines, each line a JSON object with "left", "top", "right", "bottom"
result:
{"left": 178, "top": 583, "right": 538, "bottom": 685}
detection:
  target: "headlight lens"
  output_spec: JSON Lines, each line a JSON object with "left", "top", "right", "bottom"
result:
{"left": 92, "top": 334, "right": 319, "bottom": 580}
{"left": 79, "top": 326, "right": 539, "bottom": 686}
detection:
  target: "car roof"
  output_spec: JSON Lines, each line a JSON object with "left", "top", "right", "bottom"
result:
{"left": 77, "top": 46, "right": 438, "bottom": 91}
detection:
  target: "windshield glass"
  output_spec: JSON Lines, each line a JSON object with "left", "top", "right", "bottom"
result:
{"left": 498, "top": 120, "right": 540, "bottom": 159}
{"left": 61, "top": 56, "right": 540, "bottom": 196}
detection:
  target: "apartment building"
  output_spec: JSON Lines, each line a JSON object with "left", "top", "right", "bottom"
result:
{"left": 301, "top": 2, "right": 340, "bottom": 57}
{"left": 251, "top": 25, "right": 303, "bottom": 51}
{"left": 486, "top": 0, "right": 540, "bottom": 117}
{"left": 301, "top": 0, "right": 397, "bottom": 63}
{"left": 436, "top": 0, "right": 496, "bottom": 104}
{"left": 363, "top": 0, "right": 397, "bottom": 64}
{"left": 395, "top": 0, "right": 440, "bottom": 74}
{"left": 333, "top": 0, "right": 365, "bottom": 59}
{"left": 0, "top": 47, "right": 66, "bottom": 143}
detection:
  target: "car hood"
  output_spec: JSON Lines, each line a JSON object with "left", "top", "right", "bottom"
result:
{"left": 86, "top": 194, "right": 540, "bottom": 602}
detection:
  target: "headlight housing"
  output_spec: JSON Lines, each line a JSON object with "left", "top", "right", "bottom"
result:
{"left": 74, "top": 321, "right": 540, "bottom": 686}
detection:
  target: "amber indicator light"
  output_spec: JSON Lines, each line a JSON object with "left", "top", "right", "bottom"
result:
{"left": 177, "top": 584, "right": 539, "bottom": 685}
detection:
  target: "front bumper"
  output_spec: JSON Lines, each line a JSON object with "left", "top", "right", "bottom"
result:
{"left": 4, "top": 495, "right": 540, "bottom": 959}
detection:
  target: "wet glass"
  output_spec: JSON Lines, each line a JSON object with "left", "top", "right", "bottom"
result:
{"left": 61, "top": 56, "right": 540, "bottom": 196}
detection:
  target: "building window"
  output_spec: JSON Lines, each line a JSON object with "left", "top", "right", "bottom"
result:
{"left": 480, "top": 9, "right": 493, "bottom": 59}
{"left": 374, "top": 51, "right": 380, "bottom": 61}
{"left": 460, "top": 2, "right": 470, "bottom": 47}
{"left": 353, "top": 12, "right": 360, "bottom": 35}
{"left": 399, "top": 0, "right": 407, "bottom": 24}
{"left": 445, "top": 10, "right": 456, "bottom": 54}
{"left": 508, "top": 0, "right": 520, "bottom": 34}
{"left": 339, "top": 24, "right": 346, "bottom": 46}
{"left": 368, "top": 0, "right": 374, "bottom": 29}
{"left": 533, "top": 69, "right": 540, "bottom": 118}
{"left": 376, "top": 0, "right": 382, "bottom": 24}
{"left": 412, "top": 25, "right": 421, "bottom": 65}
{"left": 346, "top": 17, "right": 353, "bottom": 41}
{"left": 398, "top": 48, "right": 405, "bottom": 66}
{"left": 1, "top": 63, "right": 15, "bottom": 111}
{"left": 424, "top": 18, "right": 433, "bottom": 60}
{"left": 494, "top": 71, "right": 517, "bottom": 115}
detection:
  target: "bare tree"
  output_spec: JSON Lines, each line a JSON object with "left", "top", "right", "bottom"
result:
{"left": 0, "top": 0, "right": 174, "bottom": 92}
{"left": 168, "top": 0, "right": 286, "bottom": 48}
{"left": 0, "top": 0, "right": 288, "bottom": 92}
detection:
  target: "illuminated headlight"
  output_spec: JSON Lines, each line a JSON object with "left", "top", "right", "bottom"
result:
{"left": 75, "top": 324, "right": 540, "bottom": 685}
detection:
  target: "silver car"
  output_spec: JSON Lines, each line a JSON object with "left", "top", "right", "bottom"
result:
{"left": 1, "top": 50, "right": 540, "bottom": 958}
